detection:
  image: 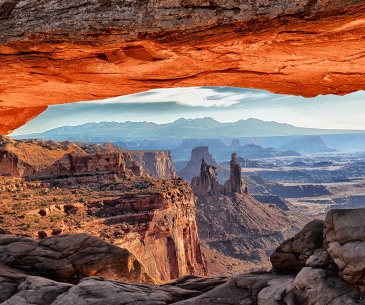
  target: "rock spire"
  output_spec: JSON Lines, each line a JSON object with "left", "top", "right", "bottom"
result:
{"left": 191, "top": 158, "right": 222, "bottom": 196}
{"left": 191, "top": 152, "right": 247, "bottom": 196}
{"left": 224, "top": 153, "right": 246, "bottom": 194}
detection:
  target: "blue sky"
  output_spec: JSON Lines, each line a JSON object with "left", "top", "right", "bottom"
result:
{"left": 11, "top": 87, "right": 365, "bottom": 135}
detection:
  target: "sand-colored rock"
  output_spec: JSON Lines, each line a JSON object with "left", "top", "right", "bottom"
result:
{"left": 131, "top": 151, "right": 176, "bottom": 179}
{"left": 0, "top": 136, "right": 142, "bottom": 178}
{"left": 109, "top": 181, "right": 208, "bottom": 282}
{"left": 1, "top": 1, "right": 365, "bottom": 133}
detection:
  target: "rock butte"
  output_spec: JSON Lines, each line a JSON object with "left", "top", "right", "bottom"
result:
{"left": 0, "top": 0, "right": 365, "bottom": 134}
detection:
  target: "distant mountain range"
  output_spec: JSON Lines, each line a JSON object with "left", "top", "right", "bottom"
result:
{"left": 12, "top": 117, "right": 364, "bottom": 142}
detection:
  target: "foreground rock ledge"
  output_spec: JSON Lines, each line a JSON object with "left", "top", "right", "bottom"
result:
{"left": 1, "top": 0, "right": 365, "bottom": 134}
{"left": 3, "top": 208, "right": 365, "bottom": 304}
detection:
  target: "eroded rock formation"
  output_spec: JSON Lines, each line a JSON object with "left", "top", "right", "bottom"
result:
{"left": 177, "top": 146, "right": 228, "bottom": 182}
{"left": 1, "top": 1, "right": 365, "bottom": 133}
{"left": 223, "top": 152, "right": 245, "bottom": 194}
{"left": 0, "top": 136, "right": 142, "bottom": 178}
{"left": 324, "top": 208, "right": 365, "bottom": 290}
{"left": 3, "top": 208, "right": 365, "bottom": 304}
{"left": 0, "top": 233, "right": 153, "bottom": 284}
{"left": 270, "top": 219, "right": 325, "bottom": 271}
{"left": 131, "top": 151, "right": 176, "bottom": 179}
{"left": 0, "top": 138, "right": 207, "bottom": 282}
{"left": 191, "top": 155, "right": 304, "bottom": 270}
{"left": 104, "top": 180, "right": 208, "bottom": 281}
{"left": 191, "top": 158, "right": 222, "bottom": 196}
{"left": 0, "top": 175, "right": 208, "bottom": 282}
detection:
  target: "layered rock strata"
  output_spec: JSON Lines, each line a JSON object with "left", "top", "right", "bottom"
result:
{"left": 131, "top": 151, "right": 176, "bottom": 179}
{"left": 0, "top": 136, "right": 142, "bottom": 178}
{"left": 0, "top": 174, "right": 208, "bottom": 282}
{"left": 1, "top": 1, "right": 365, "bottom": 133}
{"left": 104, "top": 180, "right": 208, "bottom": 281}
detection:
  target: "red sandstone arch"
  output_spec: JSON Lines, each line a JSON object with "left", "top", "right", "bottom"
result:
{"left": 1, "top": 0, "right": 365, "bottom": 134}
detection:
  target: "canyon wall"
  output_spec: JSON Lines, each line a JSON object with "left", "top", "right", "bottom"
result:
{"left": 106, "top": 182, "right": 208, "bottom": 281}
{"left": 0, "top": 136, "right": 142, "bottom": 178}
{"left": 131, "top": 151, "right": 176, "bottom": 179}
{"left": 0, "top": 137, "right": 207, "bottom": 282}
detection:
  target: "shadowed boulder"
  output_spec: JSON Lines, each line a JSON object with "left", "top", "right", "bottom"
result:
{"left": 0, "top": 233, "right": 154, "bottom": 284}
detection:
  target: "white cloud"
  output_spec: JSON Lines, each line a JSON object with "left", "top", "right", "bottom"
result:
{"left": 85, "top": 87, "right": 270, "bottom": 108}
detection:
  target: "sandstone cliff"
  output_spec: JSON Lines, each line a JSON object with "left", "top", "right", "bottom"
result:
{"left": 78, "top": 142, "right": 176, "bottom": 179}
{"left": 99, "top": 178, "right": 208, "bottom": 281}
{"left": 131, "top": 150, "right": 176, "bottom": 179}
{"left": 0, "top": 136, "right": 142, "bottom": 178}
{"left": 0, "top": 174, "right": 207, "bottom": 282}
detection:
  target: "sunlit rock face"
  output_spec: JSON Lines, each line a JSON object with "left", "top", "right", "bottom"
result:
{"left": 1, "top": 0, "right": 365, "bottom": 133}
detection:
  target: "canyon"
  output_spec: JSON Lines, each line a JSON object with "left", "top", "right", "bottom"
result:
{"left": 0, "top": 137, "right": 207, "bottom": 282}
{"left": 190, "top": 153, "right": 307, "bottom": 273}
{"left": 1, "top": 1, "right": 365, "bottom": 133}
{"left": 1, "top": 1, "right": 365, "bottom": 303}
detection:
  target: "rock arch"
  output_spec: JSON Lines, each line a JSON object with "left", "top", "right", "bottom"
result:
{"left": 1, "top": 0, "right": 364, "bottom": 134}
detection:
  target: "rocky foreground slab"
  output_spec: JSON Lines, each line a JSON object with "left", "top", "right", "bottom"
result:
{"left": 2, "top": 208, "right": 365, "bottom": 304}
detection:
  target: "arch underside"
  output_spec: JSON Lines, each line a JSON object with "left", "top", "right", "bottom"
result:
{"left": 1, "top": 0, "right": 365, "bottom": 134}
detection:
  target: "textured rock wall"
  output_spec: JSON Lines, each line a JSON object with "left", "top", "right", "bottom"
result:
{"left": 324, "top": 208, "right": 365, "bottom": 291}
{"left": 109, "top": 183, "right": 208, "bottom": 281}
{"left": 0, "top": 137, "right": 141, "bottom": 178}
{"left": 131, "top": 151, "right": 176, "bottom": 179}
{"left": 1, "top": 1, "right": 365, "bottom": 133}
{"left": 1, "top": 0, "right": 361, "bottom": 45}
